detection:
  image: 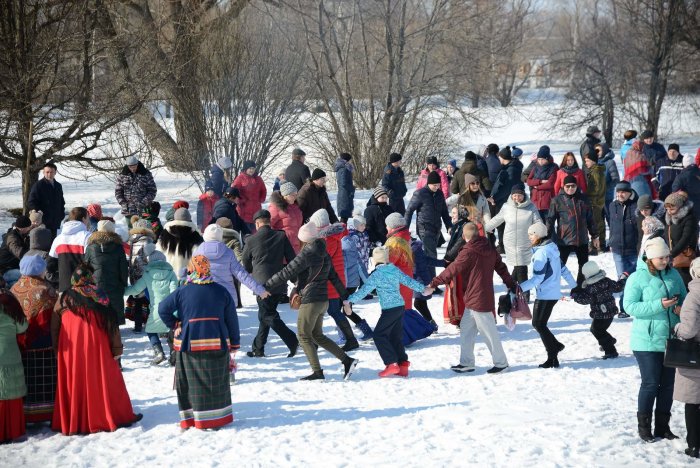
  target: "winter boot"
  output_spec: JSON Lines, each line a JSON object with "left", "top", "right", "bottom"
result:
{"left": 151, "top": 343, "right": 166, "bottom": 366}
{"left": 618, "top": 311, "right": 630, "bottom": 318}
{"left": 637, "top": 412, "right": 655, "bottom": 442}
{"left": 335, "top": 326, "right": 346, "bottom": 346}
{"left": 685, "top": 448, "right": 700, "bottom": 458}
{"left": 167, "top": 331, "right": 176, "bottom": 366}
{"left": 654, "top": 411, "right": 679, "bottom": 440}
{"left": 378, "top": 363, "right": 400, "bottom": 378}
{"left": 398, "top": 361, "right": 410, "bottom": 377}
{"left": 338, "top": 320, "right": 359, "bottom": 352}
{"left": 356, "top": 319, "right": 374, "bottom": 341}
{"left": 300, "top": 370, "right": 325, "bottom": 381}
{"left": 342, "top": 356, "right": 359, "bottom": 381}
{"left": 539, "top": 357, "right": 560, "bottom": 368}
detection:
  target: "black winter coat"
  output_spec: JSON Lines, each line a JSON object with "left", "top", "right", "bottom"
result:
{"left": 666, "top": 202, "right": 699, "bottom": 259}
{"left": 608, "top": 193, "right": 639, "bottom": 256}
{"left": 571, "top": 277, "right": 626, "bottom": 319}
{"left": 284, "top": 159, "right": 311, "bottom": 191}
{"left": 672, "top": 165, "right": 700, "bottom": 220}
{"left": 490, "top": 159, "right": 524, "bottom": 205}
{"left": 364, "top": 196, "right": 394, "bottom": 245}
{"left": 297, "top": 182, "right": 338, "bottom": 224}
{"left": 84, "top": 231, "right": 129, "bottom": 321}
{"left": 579, "top": 135, "right": 601, "bottom": 159}
{"left": 381, "top": 163, "right": 407, "bottom": 212}
{"left": 405, "top": 187, "right": 452, "bottom": 235}
{"left": 449, "top": 159, "right": 492, "bottom": 196}
{"left": 265, "top": 238, "right": 347, "bottom": 304}
{"left": 0, "top": 228, "right": 29, "bottom": 274}
{"left": 484, "top": 152, "right": 501, "bottom": 184}
{"left": 210, "top": 198, "right": 250, "bottom": 236}
{"left": 444, "top": 219, "right": 468, "bottom": 263}
{"left": 547, "top": 190, "right": 597, "bottom": 247}
{"left": 28, "top": 178, "right": 65, "bottom": 231}
{"left": 643, "top": 142, "right": 668, "bottom": 174}
{"left": 334, "top": 158, "right": 355, "bottom": 219}
{"left": 241, "top": 225, "right": 296, "bottom": 295}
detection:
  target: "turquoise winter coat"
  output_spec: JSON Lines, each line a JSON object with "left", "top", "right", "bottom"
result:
{"left": 124, "top": 260, "right": 178, "bottom": 334}
{"left": 623, "top": 258, "right": 685, "bottom": 352}
{"left": 347, "top": 263, "right": 425, "bottom": 310}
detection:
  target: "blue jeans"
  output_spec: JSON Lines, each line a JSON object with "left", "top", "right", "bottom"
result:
{"left": 148, "top": 333, "right": 161, "bottom": 347}
{"left": 327, "top": 298, "right": 353, "bottom": 331}
{"left": 633, "top": 351, "right": 675, "bottom": 414}
{"left": 612, "top": 252, "right": 637, "bottom": 313}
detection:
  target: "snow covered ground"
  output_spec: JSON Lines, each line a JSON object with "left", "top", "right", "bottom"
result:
{"left": 2, "top": 105, "right": 700, "bottom": 466}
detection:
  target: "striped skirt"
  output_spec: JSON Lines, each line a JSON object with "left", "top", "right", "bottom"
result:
{"left": 22, "top": 347, "right": 57, "bottom": 423}
{"left": 175, "top": 350, "right": 233, "bottom": 430}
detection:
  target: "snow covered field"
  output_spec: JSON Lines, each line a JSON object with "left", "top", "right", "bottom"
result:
{"left": 2, "top": 106, "right": 700, "bottom": 466}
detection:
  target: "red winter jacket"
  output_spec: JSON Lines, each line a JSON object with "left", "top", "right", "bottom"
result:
{"left": 416, "top": 168, "right": 450, "bottom": 198}
{"left": 430, "top": 235, "right": 515, "bottom": 313}
{"left": 527, "top": 164, "right": 558, "bottom": 211}
{"left": 322, "top": 223, "right": 348, "bottom": 300}
{"left": 232, "top": 173, "right": 267, "bottom": 223}
{"left": 196, "top": 193, "right": 220, "bottom": 231}
{"left": 553, "top": 168, "right": 587, "bottom": 195}
{"left": 269, "top": 192, "right": 303, "bottom": 254}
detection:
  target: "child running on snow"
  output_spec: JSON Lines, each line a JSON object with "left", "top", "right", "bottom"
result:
{"left": 344, "top": 246, "right": 431, "bottom": 378}
{"left": 570, "top": 261, "right": 627, "bottom": 359}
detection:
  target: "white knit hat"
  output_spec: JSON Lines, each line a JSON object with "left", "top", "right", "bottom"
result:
{"left": 97, "top": 220, "right": 115, "bottom": 233}
{"left": 581, "top": 261, "right": 606, "bottom": 286}
{"left": 309, "top": 209, "right": 330, "bottom": 228}
{"left": 644, "top": 237, "right": 670, "bottom": 259}
{"left": 203, "top": 224, "right": 223, "bottom": 242}
{"left": 528, "top": 222, "right": 547, "bottom": 239}
{"left": 683, "top": 154, "right": 695, "bottom": 168}
{"left": 298, "top": 223, "right": 319, "bottom": 243}
{"left": 372, "top": 246, "right": 389, "bottom": 265}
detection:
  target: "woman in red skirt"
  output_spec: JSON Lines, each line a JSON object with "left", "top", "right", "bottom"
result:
{"left": 0, "top": 289, "right": 28, "bottom": 443}
{"left": 51, "top": 264, "right": 142, "bottom": 435}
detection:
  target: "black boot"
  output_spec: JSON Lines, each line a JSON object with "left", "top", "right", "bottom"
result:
{"left": 151, "top": 343, "right": 166, "bottom": 366}
{"left": 685, "top": 448, "right": 700, "bottom": 458}
{"left": 654, "top": 411, "right": 679, "bottom": 439}
{"left": 300, "top": 370, "right": 325, "bottom": 381}
{"left": 338, "top": 320, "right": 359, "bottom": 352}
{"left": 538, "top": 357, "right": 559, "bottom": 368}
{"left": 637, "top": 412, "right": 655, "bottom": 442}
{"left": 342, "top": 356, "right": 359, "bottom": 381}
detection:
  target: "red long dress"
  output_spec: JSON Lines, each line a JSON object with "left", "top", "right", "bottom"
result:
{"left": 51, "top": 307, "right": 138, "bottom": 435}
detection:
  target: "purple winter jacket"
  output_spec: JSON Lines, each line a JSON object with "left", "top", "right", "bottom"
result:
{"left": 194, "top": 241, "right": 265, "bottom": 304}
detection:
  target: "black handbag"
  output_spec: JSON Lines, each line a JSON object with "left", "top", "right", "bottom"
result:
{"left": 664, "top": 338, "right": 700, "bottom": 369}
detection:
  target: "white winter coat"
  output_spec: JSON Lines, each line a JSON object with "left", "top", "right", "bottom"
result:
{"left": 485, "top": 195, "right": 541, "bottom": 266}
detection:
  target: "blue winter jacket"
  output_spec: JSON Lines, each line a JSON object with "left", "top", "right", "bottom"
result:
{"left": 348, "top": 263, "right": 425, "bottom": 310}
{"left": 623, "top": 258, "right": 685, "bottom": 352}
{"left": 598, "top": 145, "right": 620, "bottom": 205}
{"left": 342, "top": 235, "right": 368, "bottom": 288}
{"left": 405, "top": 187, "right": 452, "bottom": 235}
{"left": 159, "top": 281, "right": 238, "bottom": 350}
{"left": 210, "top": 164, "right": 228, "bottom": 198}
{"left": 411, "top": 238, "right": 445, "bottom": 299}
{"left": 643, "top": 142, "right": 668, "bottom": 175}
{"left": 484, "top": 152, "right": 502, "bottom": 184}
{"left": 335, "top": 158, "right": 355, "bottom": 220}
{"left": 519, "top": 240, "right": 576, "bottom": 300}
{"left": 620, "top": 138, "right": 634, "bottom": 161}
{"left": 608, "top": 193, "right": 639, "bottom": 256}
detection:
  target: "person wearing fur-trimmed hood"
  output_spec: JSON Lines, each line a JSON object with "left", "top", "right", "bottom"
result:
{"left": 157, "top": 208, "right": 203, "bottom": 280}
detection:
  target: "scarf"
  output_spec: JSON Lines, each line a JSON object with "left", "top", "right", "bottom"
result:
{"left": 185, "top": 254, "right": 214, "bottom": 285}
{"left": 70, "top": 265, "right": 110, "bottom": 307}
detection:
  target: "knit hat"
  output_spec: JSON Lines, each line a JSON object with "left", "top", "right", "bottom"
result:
{"left": 487, "top": 143, "right": 499, "bottom": 154}
{"left": 125, "top": 154, "right": 139, "bottom": 166}
{"left": 280, "top": 182, "right": 298, "bottom": 197}
{"left": 641, "top": 215, "right": 664, "bottom": 235}
{"left": 173, "top": 200, "right": 190, "bottom": 210}
{"left": 174, "top": 207, "right": 192, "bottom": 222}
{"left": 448, "top": 159, "right": 457, "bottom": 170}
{"left": 528, "top": 222, "right": 547, "bottom": 239}
{"left": 463, "top": 173, "right": 478, "bottom": 187}
{"left": 225, "top": 187, "right": 241, "bottom": 198}
{"left": 640, "top": 130, "right": 654, "bottom": 140}
{"left": 426, "top": 156, "right": 439, "bottom": 166}
{"left": 348, "top": 215, "right": 366, "bottom": 230}
{"left": 586, "top": 125, "right": 601, "bottom": 135}
{"left": 581, "top": 261, "right": 606, "bottom": 286}
{"left": 217, "top": 157, "right": 233, "bottom": 169}
{"left": 563, "top": 174, "right": 578, "bottom": 186}
{"left": 203, "top": 224, "right": 223, "bottom": 242}
{"left": 511, "top": 184, "right": 525, "bottom": 196}
{"left": 340, "top": 152, "right": 352, "bottom": 161}
{"left": 389, "top": 152, "right": 402, "bottom": 163}
{"left": 637, "top": 194, "right": 653, "bottom": 210}
{"left": 204, "top": 180, "right": 214, "bottom": 191}
{"left": 664, "top": 192, "right": 686, "bottom": 208}
{"left": 373, "top": 186, "right": 388, "bottom": 199}
{"left": 215, "top": 218, "right": 232, "bottom": 229}
{"left": 385, "top": 213, "right": 406, "bottom": 230}
{"left": 584, "top": 151, "right": 598, "bottom": 163}
{"left": 133, "top": 218, "right": 151, "bottom": 230}
{"left": 19, "top": 255, "right": 46, "bottom": 277}
{"left": 464, "top": 151, "right": 477, "bottom": 160}
{"left": 298, "top": 223, "right": 319, "bottom": 243}
{"left": 144, "top": 201, "right": 160, "bottom": 217}
{"left": 86, "top": 203, "right": 102, "bottom": 219}
{"left": 668, "top": 143, "right": 680, "bottom": 152}
{"left": 372, "top": 246, "right": 389, "bottom": 265}
{"left": 311, "top": 168, "right": 326, "bottom": 180}
{"left": 147, "top": 250, "right": 167, "bottom": 263}
{"left": 14, "top": 215, "right": 31, "bottom": 229}
{"left": 29, "top": 210, "right": 43, "bottom": 225}
{"left": 29, "top": 227, "right": 51, "bottom": 251}
{"left": 97, "top": 220, "right": 115, "bottom": 233}
{"left": 292, "top": 148, "right": 306, "bottom": 157}
{"left": 537, "top": 145, "right": 551, "bottom": 159}
{"left": 615, "top": 180, "right": 632, "bottom": 193}
{"left": 253, "top": 209, "right": 270, "bottom": 222}
{"left": 512, "top": 147, "right": 523, "bottom": 159}
{"left": 498, "top": 146, "right": 512, "bottom": 160}
{"left": 309, "top": 209, "right": 330, "bottom": 228}
{"left": 683, "top": 154, "right": 695, "bottom": 168}
{"left": 242, "top": 160, "right": 256, "bottom": 171}
{"left": 644, "top": 237, "right": 670, "bottom": 259}
{"left": 427, "top": 171, "right": 441, "bottom": 185}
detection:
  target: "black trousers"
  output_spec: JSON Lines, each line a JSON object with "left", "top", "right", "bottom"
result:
{"left": 414, "top": 298, "right": 434, "bottom": 322}
{"left": 252, "top": 293, "right": 298, "bottom": 354}
{"left": 373, "top": 306, "right": 407, "bottom": 365}
{"left": 532, "top": 299, "right": 560, "bottom": 357}
{"left": 686, "top": 403, "right": 700, "bottom": 449}
{"left": 559, "top": 244, "right": 588, "bottom": 286}
{"left": 590, "top": 318, "right": 616, "bottom": 353}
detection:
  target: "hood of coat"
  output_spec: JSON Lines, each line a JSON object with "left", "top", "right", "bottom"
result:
{"left": 666, "top": 200, "right": 694, "bottom": 225}
{"left": 688, "top": 277, "right": 700, "bottom": 294}
{"left": 29, "top": 228, "right": 52, "bottom": 251}
{"left": 195, "top": 240, "right": 229, "bottom": 261}
{"left": 60, "top": 220, "right": 88, "bottom": 236}
{"left": 320, "top": 222, "right": 347, "bottom": 239}
{"left": 465, "top": 235, "right": 492, "bottom": 256}
{"left": 88, "top": 231, "right": 123, "bottom": 246}
{"left": 335, "top": 158, "right": 354, "bottom": 173}
{"left": 120, "top": 161, "right": 150, "bottom": 176}
{"left": 506, "top": 192, "right": 533, "bottom": 209}
{"left": 164, "top": 219, "right": 199, "bottom": 233}
{"left": 128, "top": 226, "right": 156, "bottom": 241}
{"left": 145, "top": 260, "right": 174, "bottom": 275}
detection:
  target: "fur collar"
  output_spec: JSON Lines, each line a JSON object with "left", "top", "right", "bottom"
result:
{"left": 666, "top": 201, "right": 694, "bottom": 225}
{"left": 159, "top": 225, "right": 204, "bottom": 256}
{"left": 164, "top": 219, "right": 199, "bottom": 233}
{"left": 129, "top": 226, "right": 156, "bottom": 240}
{"left": 88, "top": 231, "right": 123, "bottom": 246}
{"left": 319, "top": 222, "right": 345, "bottom": 238}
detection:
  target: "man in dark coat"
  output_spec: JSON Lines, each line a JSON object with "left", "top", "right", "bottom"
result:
{"left": 405, "top": 171, "right": 452, "bottom": 273}
{"left": 450, "top": 151, "right": 492, "bottom": 196}
{"left": 364, "top": 187, "right": 394, "bottom": 245}
{"left": 381, "top": 153, "right": 407, "bottom": 215}
{"left": 210, "top": 156, "right": 232, "bottom": 198}
{"left": 210, "top": 187, "right": 250, "bottom": 236}
{"left": 547, "top": 175, "right": 599, "bottom": 285}
{"left": 607, "top": 181, "right": 638, "bottom": 316}
{"left": 28, "top": 161, "right": 65, "bottom": 238}
{"left": 0, "top": 215, "right": 33, "bottom": 284}
{"left": 655, "top": 143, "right": 683, "bottom": 201}
{"left": 284, "top": 148, "right": 311, "bottom": 191}
{"left": 114, "top": 154, "right": 157, "bottom": 226}
{"left": 334, "top": 153, "right": 355, "bottom": 222}
{"left": 640, "top": 129, "right": 668, "bottom": 176}
{"left": 672, "top": 155, "right": 700, "bottom": 220}
{"left": 484, "top": 143, "right": 502, "bottom": 186}
{"left": 489, "top": 146, "right": 524, "bottom": 252}
{"left": 241, "top": 209, "right": 299, "bottom": 358}
{"left": 297, "top": 169, "right": 338, "bottom": 224}
{"left": 580, "top": 125, "right": 602, "bottom": 160}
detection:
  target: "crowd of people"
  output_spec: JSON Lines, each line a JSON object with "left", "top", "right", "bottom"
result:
{"left": 1, "top": 133, "right": 700, "bottom": 459}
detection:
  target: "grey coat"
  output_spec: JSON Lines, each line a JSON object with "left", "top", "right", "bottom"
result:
{"left": 484, "top": 195, "right": 541, "bottom": 266}
{"left": 674, "top": 277, "right": 700, "bottom": 404}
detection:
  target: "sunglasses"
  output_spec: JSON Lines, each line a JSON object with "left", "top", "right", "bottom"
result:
{"left": 564, "top": 184, "right": 577, "bottom": 189}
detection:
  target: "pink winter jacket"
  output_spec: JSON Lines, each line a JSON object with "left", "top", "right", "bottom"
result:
{"left": 416, "top": 168, "right": 450, "bottom": 198}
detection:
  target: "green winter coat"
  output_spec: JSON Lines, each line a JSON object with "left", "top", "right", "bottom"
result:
{"left": 585, "top": 164, "right": 606, "bottom": 207}
{"left": 623, "top": 258, "right": 685, "bottom": 352}
{"left": 85, "top": 231, "right": 129, "bottom": 323}
{"left": 0, "top": 310, "right": 28, "bottom": 399}
{"left": 124, "top": 260, "right": 178, "bottom": 334}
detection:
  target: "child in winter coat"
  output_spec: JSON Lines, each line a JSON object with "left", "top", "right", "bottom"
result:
{"left": 341, "top": 218, "right": 373, "bottom": 340}
{"left": 346, "top": 215, "right": 371, "bottom": 270}
{"left": 345, "top": 246, "right": 429, "bottom": 378}
{"left": 570, "top": 261, "right": 627, "bottom": 359}
{"left": 196, "top": 181, "right": 220, "bottom": 232}
{"left": 127, "top": 217, "right": 157, "bottom": 333}
{"left": 141, "top": 201, "right": 163, "bottom": 240}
